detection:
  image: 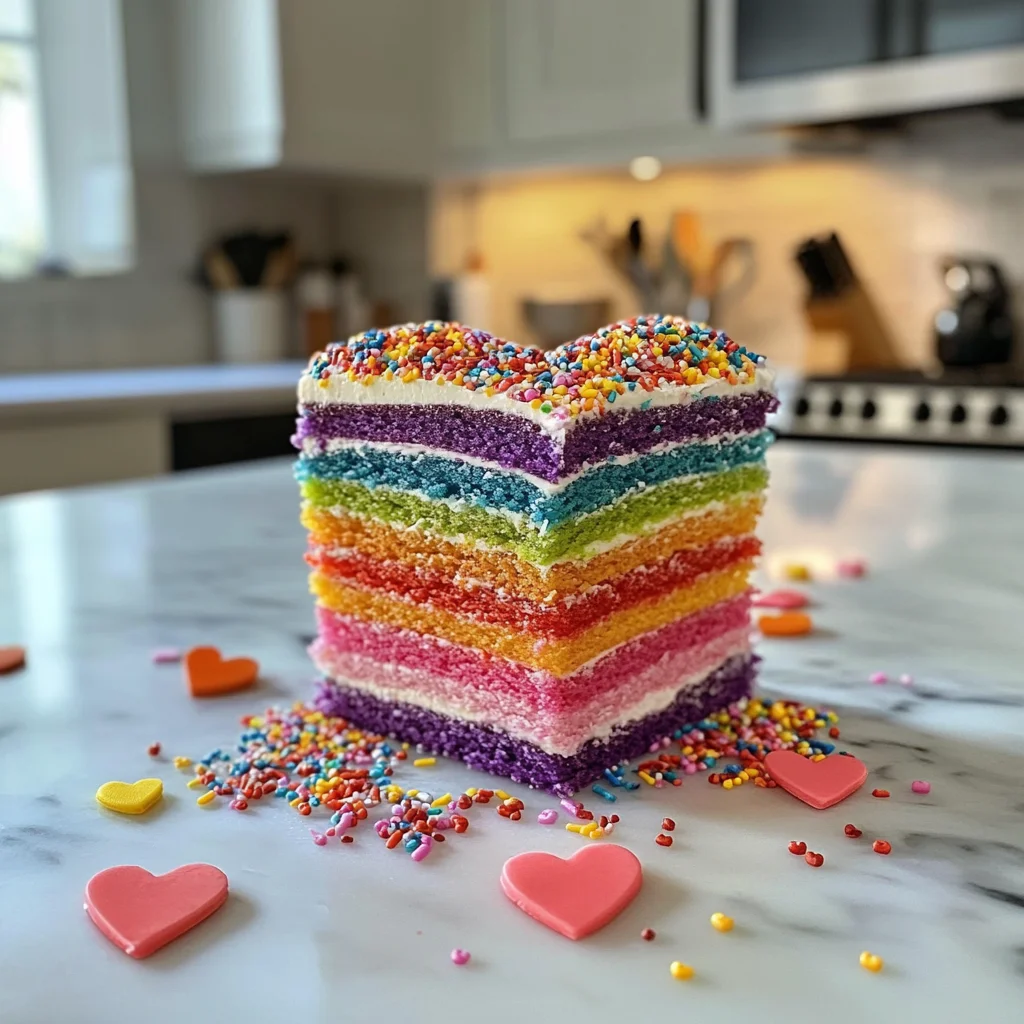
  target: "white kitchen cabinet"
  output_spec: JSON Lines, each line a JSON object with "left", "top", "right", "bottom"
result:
{"left": 176, "top": 0, "right": 434, "bottom": 178}
{"left": 502, "top": 0, "right": 699, "bottom": 143}
{"left": 176, "top": 0, "right": 783, "bottom": 179}
{"left": 433, "top": 0, "right": 785, "bottom": 177}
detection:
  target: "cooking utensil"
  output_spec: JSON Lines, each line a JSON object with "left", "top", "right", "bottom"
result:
{"left": 657, "top": 221, "right": 692, "bottom": 317}
{"left": 671, "top": 211, "right": 705, "bottom": 278}
{"left": 203, "top": 247, "right": 240, "bottom": 290}
{"left": 688, "top": 238, "right": 756, "bottom": 324}
{"left": 626, "top": 219, "right": 659, "bottom": 311}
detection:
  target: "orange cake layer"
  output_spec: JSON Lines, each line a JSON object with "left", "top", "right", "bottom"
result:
{"left": 307, "top": 534, "right": 760, "bottom": 639}
{"left": 301, "top": 497, "right": 762, "bottom": 605}
{"left": 310, "top": 561, "right": 753, "bottom": 676}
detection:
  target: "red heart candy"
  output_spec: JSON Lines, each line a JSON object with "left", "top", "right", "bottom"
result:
{"left": 501, "top": 844, "right": 642, "bottom": 940}
{"left": 764, "top": 750, "right": 868, "bottom": 809}
{"left": 804, "top": 851, "right": 825, "bottom": 867}
{"left": 85, "top": 864, "right": 228, "bottom": 958}
{"left": 788, "top": 841, "right": 807, "bottom": 855}
{"left": 184, "top": 646, "right": 258, "bottom": 697}
{"left": 844, "top": 824, "right": 863, "bottom": 838}
{"left": 752, "top": 589, "right": 809, "bottom": 610}
{"left": 0, "top": 645, "right": 26, "bottom": 674}
{"left": 872, "top": 840, "right": 892, "bottom": 855}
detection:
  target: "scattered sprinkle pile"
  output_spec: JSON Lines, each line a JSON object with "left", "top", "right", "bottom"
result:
{"left": 182, "top": 695, "right": 840, "bottom": 858}
{"left": 625, "top": 696, "right": 841, "bottom": 792}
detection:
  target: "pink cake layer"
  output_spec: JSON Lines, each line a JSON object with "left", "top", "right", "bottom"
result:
{"left": 313, "top": 629, "right": 749, "bottom": 754}
{"left": 311, "top": 593, "right": 750, "bottom": 748}
{"left": 313, "top": 592, "right": 748, "bottom": 702}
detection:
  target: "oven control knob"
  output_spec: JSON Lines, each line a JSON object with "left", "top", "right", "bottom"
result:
{"left": 913, "top": 400, "right": 931, "bottom": 423}
{"left": 990, "top": 404, "right": 1010, "bottom": 427}
{"left": 950, "top": 403, "right": 968, "bottom": 425}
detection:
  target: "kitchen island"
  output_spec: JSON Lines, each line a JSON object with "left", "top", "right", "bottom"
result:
{"left": 1, "top": 443, "right": 1022, "bottom": 1023}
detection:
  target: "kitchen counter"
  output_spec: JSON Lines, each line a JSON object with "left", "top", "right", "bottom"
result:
{"left": 1, "top": 443, "right": 1023, "bottom": 1023}
{"left": 0, "top": 363, "right": 305, "bottom": 422}
{"left": 0, "top": 362, "right": 305, "bottom": 496}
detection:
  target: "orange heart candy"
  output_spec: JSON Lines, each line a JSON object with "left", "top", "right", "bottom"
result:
{"left": 757, "top": 612, "right": 813, "bottom": 637}
{"left": 184, "top": 646, "right": 258, "bottom": 697}
{"left": 0, "top": 646, "right": 26, "bottom": 674}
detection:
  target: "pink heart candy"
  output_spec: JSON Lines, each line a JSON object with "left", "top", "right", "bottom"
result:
{"left": 765, "top": 750, "right": 868, "bottom": 810}
{"left": 85, "top": 864, "right": 228, "bottom": 959}
{"left": 501, "top": 844, "right": 642, "bottom": 940}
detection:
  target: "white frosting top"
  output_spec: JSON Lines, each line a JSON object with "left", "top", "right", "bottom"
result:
{"left": 297, "top": 317, "right": 775, "bottom": 438}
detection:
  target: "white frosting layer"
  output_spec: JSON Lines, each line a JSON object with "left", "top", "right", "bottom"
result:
{"left": 298, "top": 368, "right": 776, "bottom": 438}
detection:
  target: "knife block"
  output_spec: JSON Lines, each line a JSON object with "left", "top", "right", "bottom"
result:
{"left": 803, "top": 284, "right": 901, "bottom": 373}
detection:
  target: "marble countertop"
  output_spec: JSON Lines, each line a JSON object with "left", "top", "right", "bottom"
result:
{"left": 1, "top": 442, "right": 1022, "bottom": 1023}
{"left": 0, "top": 362, "right": 305, "bottom": 422}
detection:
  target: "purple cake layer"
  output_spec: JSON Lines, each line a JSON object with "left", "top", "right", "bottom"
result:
{"left": 295, "top": 393, "right": 776, "bottom": 483}
{"left": 313, "top": 654, "right": 756, "bottom": 795}
{"left": 562, "top": 393, "right": 777, "bottom": 476}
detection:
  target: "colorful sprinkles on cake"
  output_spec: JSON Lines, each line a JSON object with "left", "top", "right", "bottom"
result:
{"left": 305, "top": 314, "right": 765, "bottom": 418}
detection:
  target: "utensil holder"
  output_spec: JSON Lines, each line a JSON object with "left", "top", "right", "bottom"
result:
{"left": 213, "top": 290, "right": 289, "bottom": 364}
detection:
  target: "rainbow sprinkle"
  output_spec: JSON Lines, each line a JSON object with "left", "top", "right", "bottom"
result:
{"left": 627, "top": 696, "right": 840, "bottom": 789}
{"left": 185, "top": 696, "right": 837, "bottom": 858}
{"left": 306, "top": 314, "right": 765, "bottom": 418}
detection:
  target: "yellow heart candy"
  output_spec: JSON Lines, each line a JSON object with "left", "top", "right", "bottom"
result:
{"left": 96, "top": 779, "right": 164, "bottom": 815}
{"left": 859, "top": 951, "right": 884, "bottom": 973}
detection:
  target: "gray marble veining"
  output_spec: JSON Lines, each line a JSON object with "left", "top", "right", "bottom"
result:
{"left": 1, "top": 443, "right": 1023, "bottom": 1023}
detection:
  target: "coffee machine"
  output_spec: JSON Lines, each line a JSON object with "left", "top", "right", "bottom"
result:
{"left": 935, "top": 257, "right": 1015, "bottom": 369}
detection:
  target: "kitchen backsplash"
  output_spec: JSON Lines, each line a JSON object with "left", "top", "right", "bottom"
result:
{"left": 430, "top": 138, "right": 1024, "bottom": 371}
{"left": 0, "top": 170, "right": 429, "bottom": 375}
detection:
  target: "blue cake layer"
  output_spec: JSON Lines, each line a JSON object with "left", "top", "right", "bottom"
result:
{"left": 295, "top": 430, "right": 772, "bottom": 527}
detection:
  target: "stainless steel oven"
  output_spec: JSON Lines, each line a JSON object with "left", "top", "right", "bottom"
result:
{"left": 706, "top": 0, "right": 1024, "bottom": 127}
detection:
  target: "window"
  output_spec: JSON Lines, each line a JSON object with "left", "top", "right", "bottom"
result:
{"left": 0, "top": 0, "right": 132, "bottom": 280}
{"left": 0, "top": 0, "right": 47, "bottom": 277}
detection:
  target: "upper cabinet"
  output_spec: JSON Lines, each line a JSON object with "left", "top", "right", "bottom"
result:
{"left": 176, "top": 0, "right": 775, "bottom": 178}
{"left": 435, "top": 0, "right": 780, "bottom": 177}
{"left": 502, "top": 0, "right": 699, "bottom": 143}
{"left": 176, "top": 0, "right": 434, "bottom": 178}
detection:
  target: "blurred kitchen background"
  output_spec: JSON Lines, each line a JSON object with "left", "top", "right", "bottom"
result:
{"left": 4, "top": 0, "right": 1024, "bottom": 494}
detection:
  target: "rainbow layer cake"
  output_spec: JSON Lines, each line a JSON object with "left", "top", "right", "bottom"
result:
{"left": 295, "top": 315, "right": 777, "bottom": 794}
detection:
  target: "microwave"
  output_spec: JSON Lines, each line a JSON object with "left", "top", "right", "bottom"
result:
{"left": 705, "top": 0, "right": 1024, "bottom": 127}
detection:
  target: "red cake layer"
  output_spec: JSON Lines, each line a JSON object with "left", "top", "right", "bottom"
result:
{"left": 307, "top": 534, "right": 760, "bottom": 640}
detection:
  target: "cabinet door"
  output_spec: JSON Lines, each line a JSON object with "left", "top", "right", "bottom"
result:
{"left": 503, "top": 0, "right": 698, "bottom": 142}
{"left": 277, "top": 0, "right": 434, "bottom": 177}
{"left": 434, "top": 0, "right": 500, "bottom": 155}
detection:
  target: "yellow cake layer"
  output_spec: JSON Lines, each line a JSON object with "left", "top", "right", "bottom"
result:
{"left": 310, "top": 561, "right": 753, "bottom": 676}
{"left": 303, "top": 497, "right": 762, "bottom": 605}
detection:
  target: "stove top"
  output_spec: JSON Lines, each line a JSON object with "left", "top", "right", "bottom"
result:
{"left": 771, "top": 369, "right": 1024, "bottom": 449}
